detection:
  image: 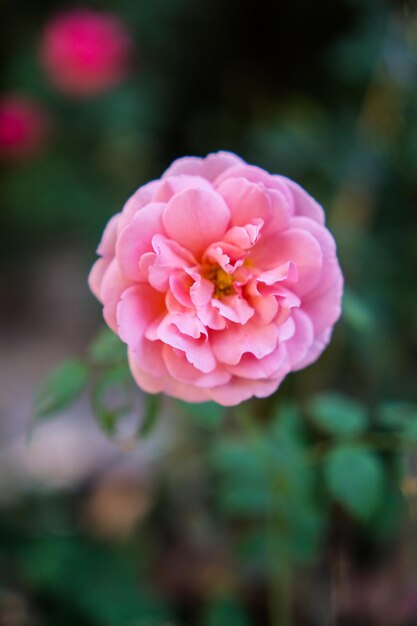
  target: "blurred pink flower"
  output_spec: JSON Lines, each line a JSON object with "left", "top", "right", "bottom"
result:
{"left": 89, "top": 152, "right": 343, "bottom": 406}
{"left": 40, "top": 8, "right": 132, "bottom": 97}
{"left": 0, "top": 96, "right": 47, "bottom": 161}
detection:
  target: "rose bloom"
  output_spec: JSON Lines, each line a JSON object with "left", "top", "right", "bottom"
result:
{"left": 40, "top": 8, "right": 132, "bottom": 97}
{"left": 0, "top": 96, "right": 47, "bottom": 161}
{"left": 89, "top": 152, "right": 343, "bottom": 406}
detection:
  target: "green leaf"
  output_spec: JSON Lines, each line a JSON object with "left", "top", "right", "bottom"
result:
{"left": 91, "top": 366, "right": 132, "bottom": 436}
{"left": 34, "top": 360, "right": 88, "bottom": 420}
{"left": 139, "top": 394, "right": 161, "bottom": 437}
{"left": 324, "top": 445, "right": 384, "bottom": 521}
{"left": 378, "top": 401, "right": 417, "bottom": 429}
{"left": 342, "top": 289, "right": 375, "bottom": 333}
{"left": 178, "top": 400, "right": 226, "bottom": 428}
{"left": 212, "top": 438, "right": 269, "bottom": 478}
{"left": 309, "top": 392, "right": 367, "bottom": 436}
{"left": 219, "top": 479, "right": 270, "bottom": 517}
{"left": 89, "top": 327, "right": 126, "bottom": 364}
{"left": 402, "top": 419, "right": 417, "bottom": 443}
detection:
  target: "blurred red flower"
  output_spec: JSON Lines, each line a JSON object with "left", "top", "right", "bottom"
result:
{"left": 0, "top": 96, "right": 48, "bottom": 161}
{"left": 40, "top": 8, "right": 132, "bottom": 97}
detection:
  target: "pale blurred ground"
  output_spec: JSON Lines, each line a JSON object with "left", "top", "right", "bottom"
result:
{"left": 0, "top": 246, "right": 178, "bottom": 499}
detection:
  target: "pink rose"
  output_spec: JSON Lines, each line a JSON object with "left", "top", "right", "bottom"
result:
{"left": 40, "top": 8, "right": 132, "bottom": 97}
{"left": 89, "top": 152, "right": 343, "bottom": 406}
{"left": 0, "top": 95, "right": 48, "bottom": 161}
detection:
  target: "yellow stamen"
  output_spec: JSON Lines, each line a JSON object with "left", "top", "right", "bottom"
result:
{"left": 203, "top": 265, "right": 235, "bottom": 298}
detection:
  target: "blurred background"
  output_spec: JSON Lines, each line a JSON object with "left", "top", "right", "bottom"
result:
{"left": 1, "top": 0, "right": 417, "bottom": 624}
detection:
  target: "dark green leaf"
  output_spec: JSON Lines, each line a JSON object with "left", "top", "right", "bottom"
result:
{"left": 342, "top": 289, "right": 376, "bottom": 333}
{"left": 402, "top": 419, "right": 417, "bottom": 443}
{"left": 219, "top": 479, "right": 269, "bottom": 517}
{"left": 91, "top": 366, "right": 132, "bottom": 436}
{"left": 324, "top": 445, "right": 384, "bottom": 521}
{"left": 139, "top": 394, "right": 161, "bottom": 437}
{"left": 178, "top": 400, "right": 226, "bottom": 428}
{"left": 212, "top": 438, "right": 269, "bottom": 478}
{"left": 309, "top": 392, "right": 367, "bottom": 436}
{"left": 378, "top": 401, "right": 417, "bottom": 429}
{"left": 89, "top": 327, "right": 127, "bottom": 364}
{"left": 34, "top": 360, "right": 88, "bottom": 420}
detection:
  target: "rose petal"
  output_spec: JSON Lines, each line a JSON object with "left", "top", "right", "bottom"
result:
{"left": 97, "top": 213, "right": 120, "bottom": 256}
{"left": 278, "top": 176, "right": 325, "bottom": 224}
{"left": 116, "top": 202, "right": 165, "bottom": 281}
{"left": 283, "top": 309, "right": 314, "bottom": 368}
{"left": 88, "top": 257, "right": 109, "bottom": 301}
{"left": 207, "top": 376, "right": 281, "bottom": 406}
{"left": 211, "top": 321, "right": 279, "bottom": 365}
{"left": 162, "top": 151, "right": 244, "bottom": 182}
{"left": 163, "top": 346, "right": 231, "bottom": 388}
{"left": 212, "top": 295, "right": 254, "bottom": 324}
{"left": 227, "top": 343, "right": 289, "bottom": 379}
{"left": 128, "top": 347, "right": 209, "bottom": 402}
{"left": 152, "top": 174, "right": 212, "bottom": 202}
{"left": 156, "top": 314, "right": 216, "bottom": 373}
{"left": 100, "top": 258, "right": 133, "bottom": 332}
{"left": 252, "top": 228, "right": 322, "bottom": 296}
{"left": 162, "top": 187, "right": 231, "bottom": 258}
{"left": 117, "top": 284, "right": 166, "bottom": 351}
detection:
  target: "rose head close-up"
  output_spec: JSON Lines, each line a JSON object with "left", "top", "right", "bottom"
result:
{"left": 40, "top": 8, "right": 132, "bottom": 97}
{"left": 89, "top": 152, "right": 343, "bottom": 406}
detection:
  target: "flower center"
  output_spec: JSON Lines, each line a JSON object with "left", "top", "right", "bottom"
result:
{"left": 203, "top": 264, "right": 235, "bottom": 298}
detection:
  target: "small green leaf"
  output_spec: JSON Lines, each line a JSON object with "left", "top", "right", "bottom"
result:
{"left": 342, "top": 289, "right": 375, "bottom": 333}
{"left": 139, "top": 394, "right": 161, "bottom": 437}
{"left": 309, "top": 392, "right": 367, "bottom": 436}
{"left": 212, "top": 438, "right": 269, "bottom": 477}
{"left": 324, "top": 444, "right": 384, "bottom": 521}
{"left": 91, "top": 366, "right": 132, "bottom": 435}
{"left": 378, "top": 401, "right": 417, "bottom": 429}
{"left": 402, "top": 419, "right": 417, "bottom": 443}
{"left": 35, "top": 360, "right": 88, "bottom": 419}
{"left": 219, "top": 477, "right": 269, "bottom": 517}
{"left": 89, "top": 327, "right": 126, "bottom": 364}
{"left": 34, "top": 360, "right": 88, "bottom": 420}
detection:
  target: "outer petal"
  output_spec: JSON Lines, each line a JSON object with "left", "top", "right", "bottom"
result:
{"left": 152, "top": 174, "right": 212, "bottom": 201}
{"left": 162, "top": 188, "right": 231, "bottom": 257}
{"left": 118, "top": 180, "right": 162, "bottom": 229}
{"left": 302, "top": 271, "right": 343, "bottom": 336}
{"left": 207, "top": 376, "right": 282, "bottom": 406}
{"left": 97, "top": 213, "right": 120, "bottom": 256}
{"left": 162, "top": 151, "right": 244, "bottom": 182}
{"left": 294, "top": 328, "right": 333, "bottom": 371}
{"left": 117, "top": 284, "right": 166, "bottom": 350}
{"left": 100, "top": 258, "right": 133, "bottom": 332}
{"left": 88, "top": 257, "right": 109, "bottom": 301}
{"left": 116, "top": 202, "right": 165, "bottom": 281}
{"left": 128, "top": 348, "right": 210, "bottom": 402}
{"left": 284, "top": 309, "right": 315, "bottom": 368}
{"left": 278, "top": 176, "right": 325, "bottom": 224}
{"left": 215, "top": 164, "right": 293, "bottom": 200}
